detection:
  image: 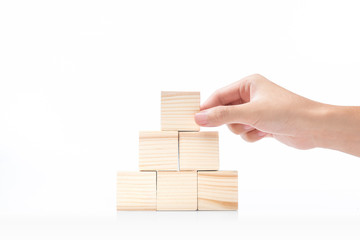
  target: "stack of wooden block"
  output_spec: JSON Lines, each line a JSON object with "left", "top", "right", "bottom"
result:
{"left": 117, "top": 91, "right": 238, "bottom": 211}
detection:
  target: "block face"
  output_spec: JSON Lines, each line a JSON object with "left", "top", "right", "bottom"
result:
{"left": 139, "top": 131, "right": 178, "bottom": 171}
{"left": 157, "top": 171, "right": 197, "bottom": 210}
{"left": 198, "top": 171, "right": 238, "bottom": 210}
{"left": 117, "top": 172, "right": 156, "bottom": 211}
{"left": 161, "top": 91, "right": 200, "bottom": 131}
{"left": 179, "top": 131, "right": 219, "bottom": 170}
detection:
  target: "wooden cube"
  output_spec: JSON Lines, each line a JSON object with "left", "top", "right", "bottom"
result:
{"left": 161, "top": 91, "right": 200, "bottom": 131}
{"left": 117, "top": 171, "right": 156, "bottom": 211}
{"left": 139, "top": 131, "right": 178, "bottom": 171}
{"left": 197, "top": 171, "right": 238, "bottom": 210}
{"left": 179, "top": 131, "right": 219, "bottom": 170}
{"left": 157, "top": 171, "right": 197, "bottom": 210}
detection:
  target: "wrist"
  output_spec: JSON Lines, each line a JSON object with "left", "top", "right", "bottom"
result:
{"left": 310, "top": 104, "right": 338, "bottom": 149}
{"left": 311, "top": 104, "right": 360, "bottom": 156}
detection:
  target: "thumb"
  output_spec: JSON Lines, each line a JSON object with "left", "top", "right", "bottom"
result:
{"left": 194, "top": 103, "right": 256, "bottom": 127}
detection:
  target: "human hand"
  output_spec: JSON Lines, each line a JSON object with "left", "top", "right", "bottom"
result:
{"left": 195, "top": 74, "right": 333, "bottom": 150}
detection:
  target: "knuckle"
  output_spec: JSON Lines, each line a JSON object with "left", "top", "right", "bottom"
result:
{"left": 241, "top": 132, "right": 257, "bottom": 143}
{"left": 241, "top": 133, "right": 252, "bottom": 142}
{"left": 214, "top": 89, "right": 222, "bottom": 96}
{"left": 251, "top": 73, "right": 264, "bottom": 79}
{"left": 233, "top": 128, "right": 243, "bottom": 135}
{"left": 248, "top": 73, "right": 266, "bottom": 86}
{"left": 227, "top": 124, "right": 242, "bottom": 135}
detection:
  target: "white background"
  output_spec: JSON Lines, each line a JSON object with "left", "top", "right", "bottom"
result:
{"left": 1, "top": 0, "right": 360, "bottom": 239}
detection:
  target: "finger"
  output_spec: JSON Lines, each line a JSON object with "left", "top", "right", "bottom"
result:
{"left": 194, "top": 103, "right": 256, "bottom": 127}
{"left": 201, "top": 74, "right": 256, "bottom": 110}
{"left": 201, "top": 82, "right": 241, "bottom": 110}
{"left": 227, "top": 123, "right": 254, "bottom": 135}
{"left": 241, "top": 129, "right": 269, "bottom": 143}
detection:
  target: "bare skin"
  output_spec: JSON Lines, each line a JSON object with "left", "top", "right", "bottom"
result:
{"left": 194, "top": 74, "right": 360, "bottom": 157}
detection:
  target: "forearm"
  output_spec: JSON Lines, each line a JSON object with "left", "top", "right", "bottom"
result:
{"left": 312, "top": 104, "right": 360, "bottom": 157}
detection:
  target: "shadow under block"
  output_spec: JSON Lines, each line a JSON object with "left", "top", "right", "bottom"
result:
{"left": 116, "top": 171, "right": 157, "bottom": 211}
{"left": 157, "top": 171, "right": 197, "bottom": 210}
{"left": 179, "top": 131, "right": 219, "bottom": 170}
{"left": 161, "top": 91, "right": 200, "bottom": 131}
{"left": 197, "top": 171, "right": 238, "bottom": 210}
{"left": 139, "top": 131, "right": 178, "bottom": 171}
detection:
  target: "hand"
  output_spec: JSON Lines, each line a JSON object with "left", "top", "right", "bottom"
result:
{"left": 195, "top": 74, "right": 360, "bottom": 156}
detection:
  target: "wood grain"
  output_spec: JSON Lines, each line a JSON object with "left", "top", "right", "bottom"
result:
{"left": 139, "top": 131, "right": 178, "bottom": 171}
{"left": 179, "top": 131, "right": 219, "bottom": 170}
{"left": 117, "top": 171, "right": 157, "bottom": 211}
{"left": 197, "top": 171, "right": 238, "bottom": 210}
{"left": 161, "top": 91, "right": 200, "bottom": 131}
{"left": 157, "top": 171, "right": 197, "bottom": 210}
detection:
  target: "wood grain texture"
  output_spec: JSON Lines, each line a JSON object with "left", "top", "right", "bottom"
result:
{"left": 139, "top": 131, "right": 178, "bottom": 171}
{"left": 117, "top": 171, "right": 156, "bottom": 211}
{"left": 157, "top": 171, "right": 197, "bottom": 210}
{"left": 179, "top": 131, "right": 219, "bottom": 170}
{"left": 197, "top": 171, "right": 238, "bottom": 210}
{"left": 161, "top": 91, "right": 200, "bottom": 131}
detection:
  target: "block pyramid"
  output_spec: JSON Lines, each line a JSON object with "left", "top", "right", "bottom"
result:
{"left": 117, "top": 91, "right": 238, "bottom": 211}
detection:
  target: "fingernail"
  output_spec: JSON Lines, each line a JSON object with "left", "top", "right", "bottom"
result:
{"left": 195, "top": 110, "right": 208, "bottom": 126}
{"left": 257, "top": 131, "right": 267, "bottom": 137}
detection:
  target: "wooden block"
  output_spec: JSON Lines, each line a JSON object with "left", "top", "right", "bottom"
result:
{"left": 179, "top": 131, "right": 219, "bottom": 170}
{"left": 139, "top": 131, "right": 178, "bottom": 171}
{"left": 157, "top": 171, "right": 197, "bottom": 210}
{"left": 117, "top": 171, "right": 157, "bottom": 211}
{"left": 197, "top": 171, "right": 238, "bottom": 210}
{"left": 161, "top": 91, "right": 200, "bottom": 131}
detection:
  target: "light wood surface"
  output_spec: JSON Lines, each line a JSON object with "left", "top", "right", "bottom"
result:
{"left": 139, "top": 131, "right": 178, "bottom": 171}
{"left": 197, "top": 171, "right": 238, "bottom": 210}
{"left": 117, "top": 171, "right": 157, "bottom": 211}
{"left": 179, "top": 131, "right": 219, "bottom": 170}
{"left": 161, "top": 91, "right": 200, "bottom": 131}
{"left": 157, "top": 171, "right": 197, "bottom": 210}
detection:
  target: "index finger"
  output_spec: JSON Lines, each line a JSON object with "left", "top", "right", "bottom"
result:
{"left": 201, "top": 78, "right": 250, "bottom": 110}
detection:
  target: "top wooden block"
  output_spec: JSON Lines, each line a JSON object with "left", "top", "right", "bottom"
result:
{"left": 161, "top": 91, "right": 200, "bottom": 132}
